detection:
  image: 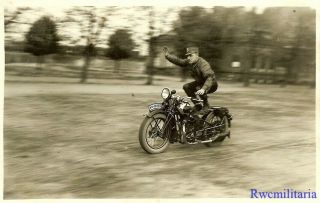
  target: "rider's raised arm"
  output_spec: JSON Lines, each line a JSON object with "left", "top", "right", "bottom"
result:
{"left": 165, "top": 54, "right": 188, "bottom": 67}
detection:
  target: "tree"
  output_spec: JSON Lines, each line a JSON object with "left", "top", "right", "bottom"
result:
{"left": 62, "top": 6, "right": 114, "bottom": 83}
{"left": 143, "top": 7, "right": 177, "bottom": 85}
{"left": 106, "top": 29, "right": 135, "bottom": 74}
{"left": 25, "top": 16, "right": 59, "bottom": 68}
{"left": 145, "top": 8, "right": 157, "bottom": 85}
{"left": 173, "top": 7, "right": 224, "bottom": 75}
{"left": 125, "top": 7, "right": 178, "bottom": 85}
{"left": 260, "top": 7, "right": 315, "bottom": 86}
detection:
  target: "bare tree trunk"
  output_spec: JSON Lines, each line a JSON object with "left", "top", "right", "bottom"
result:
{"left": 146, "top": 48, "right": 155, "bottom": 85}
{"left": 34, "top": 55, "right": 44, "bottom": 76}
{"left": 145, "top": 35, "right": 157, "bottom": 85}
{"left": 80, "top": 55, "right": 90, "bottom": 83}
{"left": 243, "top": 69, "right": 250, "bottom": 87}
{"left": 242, "top": 48, "right": 251, "bottom": 87}
{"left": 114, "top": 60, "right": 121, "bottom": 74}
{"left": 80, "top": 42, "right": 95, "bottom": 83}
{"left": 37, "top": 55, "right": 44, "bottom": 68}
{"left": 145, "top": 9, "right": 156, "bottom": 85}
{"left": 146, "top": 65, "right": 154, "bottom": 85}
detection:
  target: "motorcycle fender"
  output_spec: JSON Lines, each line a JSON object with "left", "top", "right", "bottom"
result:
{"left": 145, "top": 109, "right": 166, "bottom": 118}
{"left": 209, "top": 107, "right": 232, "bottom": 127}
{"left": 148, "top": 102, "right": 163, "bottom": 112}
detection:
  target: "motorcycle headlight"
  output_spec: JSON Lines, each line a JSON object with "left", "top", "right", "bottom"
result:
{"left": 161, "top": 88, "right": 170, "bottom": 99}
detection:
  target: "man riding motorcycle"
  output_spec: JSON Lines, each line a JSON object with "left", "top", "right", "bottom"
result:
{"left": 163, "top": 46, "right": 218, "bottom": 112}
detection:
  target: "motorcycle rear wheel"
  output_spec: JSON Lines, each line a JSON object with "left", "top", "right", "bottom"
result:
{"left": 204, "top": 114, "right": 230, "bottom": 147}
{"left": 139, "top": 113, "right": 170, "bottom": 154}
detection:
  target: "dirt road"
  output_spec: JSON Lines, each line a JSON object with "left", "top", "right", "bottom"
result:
{"left": 3, "top": 80, "right": 316, "bottom": 198}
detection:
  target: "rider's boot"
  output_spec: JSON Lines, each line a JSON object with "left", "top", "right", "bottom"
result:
{"left": 195, "top": 101, "right": 209, "bottom": 115}
{"left": 202, "top": 99, "right": 210, "bottom": 111}
{"left": 196, "top": 95, "right": 210, "bottom": 115}
{"left": 191, "top": 94, "right": 210, "bottom": 115}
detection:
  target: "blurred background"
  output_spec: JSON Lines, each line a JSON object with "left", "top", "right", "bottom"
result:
{"left": 3, "top": 2, "right": 317, "bottom": 199}
{"left": 4, "top": 4, "right": 316, "bottom": 87}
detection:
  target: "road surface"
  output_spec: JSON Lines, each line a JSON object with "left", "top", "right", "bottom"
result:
{"left": 3, "top": 79, "right": 316, "bottom": 198}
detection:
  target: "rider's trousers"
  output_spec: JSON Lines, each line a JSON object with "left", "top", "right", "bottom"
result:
{"left": 182, "top": 80, "right": 218, "bottom": 104}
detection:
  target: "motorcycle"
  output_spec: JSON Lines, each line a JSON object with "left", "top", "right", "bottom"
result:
{"left": 139, "top": 88, "right": 232, "bottom": 154}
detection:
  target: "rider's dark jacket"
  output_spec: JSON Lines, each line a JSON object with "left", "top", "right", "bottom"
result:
{"left": 165, "top": 54, "right": 216, "bottom": 91}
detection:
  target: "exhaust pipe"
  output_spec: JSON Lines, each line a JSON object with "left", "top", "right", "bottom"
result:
{"left": 187, "top": 132, "right": 229, "bottom": 144}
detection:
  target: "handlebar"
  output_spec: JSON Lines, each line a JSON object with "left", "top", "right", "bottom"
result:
{"left": 191, "top": 97, "right": 204, "bottom": 102}
{"left": 180, "top": 96, "right": 203, "bottom": 102}
{"left": 171, "top": 93, "right": 203, "bottom": 102}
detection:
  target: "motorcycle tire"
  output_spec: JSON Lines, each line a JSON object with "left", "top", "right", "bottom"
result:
{"left": 139, "top": 113, "right": 170, "bottom": 154}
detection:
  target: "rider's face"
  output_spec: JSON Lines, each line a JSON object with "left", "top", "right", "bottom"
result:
{"left": 187, "top": 53, "right": 199, "bottom": 64}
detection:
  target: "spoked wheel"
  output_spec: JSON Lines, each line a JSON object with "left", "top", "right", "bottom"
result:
{"left": 203, "top": 113, "right": 230, "bottom": 147}
{"left": 139, "top": 113, "right": 170, "bottom": 154}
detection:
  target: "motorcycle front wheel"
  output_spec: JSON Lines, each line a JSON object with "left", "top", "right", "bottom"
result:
{"left": 139, "top": 113, "right": 170, "bottom": 154}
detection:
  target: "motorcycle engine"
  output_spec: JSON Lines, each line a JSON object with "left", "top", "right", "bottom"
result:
{"left": 178, "top": 102, "right": 192, "bottom": 114}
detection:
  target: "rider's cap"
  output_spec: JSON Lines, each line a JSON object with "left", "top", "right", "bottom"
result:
{"left": 185, "top": 47, "right": 199, "bottom": 56}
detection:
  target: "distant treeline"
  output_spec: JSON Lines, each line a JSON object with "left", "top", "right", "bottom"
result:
{"left": 5, "top": 41, "right": 144, "bottom": 59}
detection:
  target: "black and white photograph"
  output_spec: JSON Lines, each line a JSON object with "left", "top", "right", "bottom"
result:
{"left": 2, "top": 0, "right": 318, "bottom": 200}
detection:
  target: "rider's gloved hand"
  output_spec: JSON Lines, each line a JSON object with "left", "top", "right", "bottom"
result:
{"left": 195, "top": 89, "right": 205, "bottom": 95}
